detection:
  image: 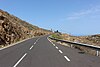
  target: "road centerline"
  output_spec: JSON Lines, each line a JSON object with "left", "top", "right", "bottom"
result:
{"left": 29, "top": 45, "right": 34, "bottom": 50}
{"left": 34, "top": 38, "right": 40, "bottom": 44}
{"left": 13, "top": 53, "right": 27, "bottom": 67}
{"left": 64, "top": 56, "right": 70, "bottom": 62}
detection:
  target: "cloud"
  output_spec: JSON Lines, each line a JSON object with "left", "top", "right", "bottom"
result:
{"left": 66, "top": 6, "right": 100, "bottom": 20}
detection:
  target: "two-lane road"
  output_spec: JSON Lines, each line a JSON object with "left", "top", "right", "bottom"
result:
{"left": 0, "top": 35, "right": 100, "bottom": 67}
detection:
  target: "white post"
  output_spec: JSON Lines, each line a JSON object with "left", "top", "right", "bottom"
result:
{"left": 96, "top": 50, "right": 99, "bottom": 56}
{"left": 71, "top": 44, "right": 73, "bottom": 48}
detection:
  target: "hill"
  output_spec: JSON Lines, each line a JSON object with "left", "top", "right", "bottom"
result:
{"left": 52, "top": 33, "right": 100, "bottom": 55}
{"left": 61, "top": 34, "right": 100, "bottom": 46}
{"left": 0, "top": 9, "right": 52, "bottom": 47}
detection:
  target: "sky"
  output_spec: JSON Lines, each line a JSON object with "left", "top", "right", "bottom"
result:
{"left": 0, "top": 0, "right": 100, "bottom": 36}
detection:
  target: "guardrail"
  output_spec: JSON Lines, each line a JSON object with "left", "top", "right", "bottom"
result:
{"left": 49, "top": 36, "right": 100, "bottom": 56}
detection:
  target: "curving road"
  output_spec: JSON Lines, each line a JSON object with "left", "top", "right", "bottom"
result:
{"left": 0, "top": 35, "right": 100, "bottom": 67}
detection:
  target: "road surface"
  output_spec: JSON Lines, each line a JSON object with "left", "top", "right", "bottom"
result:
{"left": 0, "top": 35, "right": 100, "bottom": 67}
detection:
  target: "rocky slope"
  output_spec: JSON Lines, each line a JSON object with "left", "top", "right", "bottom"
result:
{"left": 61, "top": 34, "right": 100, "bottom": 46}
{"left": 52, "top": 33, "right": 100, "bottom": 56}
{"left": 0, "top": 9, "right": 51, "bottom": 47}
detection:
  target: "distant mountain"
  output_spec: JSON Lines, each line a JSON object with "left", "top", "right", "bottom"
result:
{"left": 0, "top": 9, "right": 52, "bottom": 47}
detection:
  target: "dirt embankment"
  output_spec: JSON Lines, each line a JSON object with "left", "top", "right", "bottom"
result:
{"left": 0, "top": 9, "right": 52, "bottom": 47}
{"left": 61, "top": 34, "right": 100, "bottom": 46}
{"left": 52, "top": 33, "right": 100, "bottom": 56}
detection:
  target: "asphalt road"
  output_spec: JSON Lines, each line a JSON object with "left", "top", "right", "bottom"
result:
{"left": 0, "top": 35, "right": 100, "bottom": 67}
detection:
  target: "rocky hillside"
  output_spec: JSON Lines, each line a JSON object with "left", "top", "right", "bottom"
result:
{"left": 0, "top": 9, "right": 51, "bottom": 47}
{"left": 52, "top": 33, "right": 100, "bottom": 56}
{"left": 61, "top": 34, "right": 100, "bottom": 46}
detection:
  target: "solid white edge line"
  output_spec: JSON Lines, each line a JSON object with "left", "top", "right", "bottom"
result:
{"left": 59, "top": 50, "right": 63, "bottom": 54}
{"left": 13, "top": 53, "right": 27, "bottom": 67}
{"left": 30, "top": 45, "right": 34, "bottom": 50}
{"left": 64, "top": 56, "right": 70, "bottom": 62}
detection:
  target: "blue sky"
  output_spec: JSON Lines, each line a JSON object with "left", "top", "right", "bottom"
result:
{"left": 0, "top": 0, "right": 100, "bottom": 36}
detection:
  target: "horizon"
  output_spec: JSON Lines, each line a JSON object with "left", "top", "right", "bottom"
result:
{"left": 0, "top": 0, "right": 100, "bottom": 36}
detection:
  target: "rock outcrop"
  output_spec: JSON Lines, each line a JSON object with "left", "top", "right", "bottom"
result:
{"left": 62, "top": 34, "right": 100, "bottom": 46}
{"left": 52, "top": 33, "right": 100, "bottom": 56}
{"left": 0, "top": 9, "right": 51, "bottom": 47}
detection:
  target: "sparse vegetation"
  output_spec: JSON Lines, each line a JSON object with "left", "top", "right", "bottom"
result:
{"left": 51, "top": 33, "right": 62, "bottom": 39}
{"left": 0, "top": 9, "right": 52, "bottom": 47}
{"left": 50, "top": 33, "right": 100, "bottom": 56}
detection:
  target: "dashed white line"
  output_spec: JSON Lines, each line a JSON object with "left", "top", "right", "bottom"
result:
{"left": 53, "top": 43, "right": 55, "bottom": 46}
{"left": 36, "top": 38, "right": 40, "bottom": 42}
{"left": 29, "top": 45, "right": 34, "bottom": 50}
{"left": 13, "top": 53, "right": 27, "bottom": 67}
{"left": 56, "top": 46, "right": 59, "bottom": 49}
{"left": 59, "top": 50, "right": 63, "bottom": 54}
{"left": 34, "top": 42, "right": 36, "bottom": 44}
{"left": 34, "top": 38, "right": 40, "bottom": 44}
{"left": 47, "top": 37, "right": 60, "bottom": 50}
{"left": 47, "top": 37, "right": 56, "bottom": 46}
{"left": 64, "top": 56, "right": 70, "bottom": 62}
{"left": 47, "top": 37, "right": 70, "bottom": 62}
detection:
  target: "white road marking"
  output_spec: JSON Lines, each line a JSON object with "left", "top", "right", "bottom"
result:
{"left": 59, "top": 50, "right": 63, "bottom": 54}
{"left": 47, "top": 37, "right": 59, "bottom": 49}
{"left": 36, "top": 38, "right": 40, "bottom": 41}
{"left": 53, "top": 44, "right": 55, "bottom": 46}
{"left": 29, "top": 45, "right": 34, "bottom": 50}
{"left": 64, "top": 56, "right": 70, "bottom": 62}
{"left": 34, "top": 42, "right": 36, "bottom": 44}
{"left": 47, "top": 37, "right": 70, "bottom": 62}
{"left": 34, "top": 38, "right": 40, "bottom": 44}
{"left": 47, "top": 37, "right": 56, "bottom": 46}
{"left": 56, "top": 46, "right": 58, "bottom": 49}
{"left": 13, "top": 53, "right": 27, "bottom": 67}
{"left": 0, "top": 38, "right": 32, "bottom": 51}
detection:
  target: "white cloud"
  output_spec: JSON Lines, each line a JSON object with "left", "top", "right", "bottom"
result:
{"left": 66, "top": 6, "right": 100, "bottom": 20}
